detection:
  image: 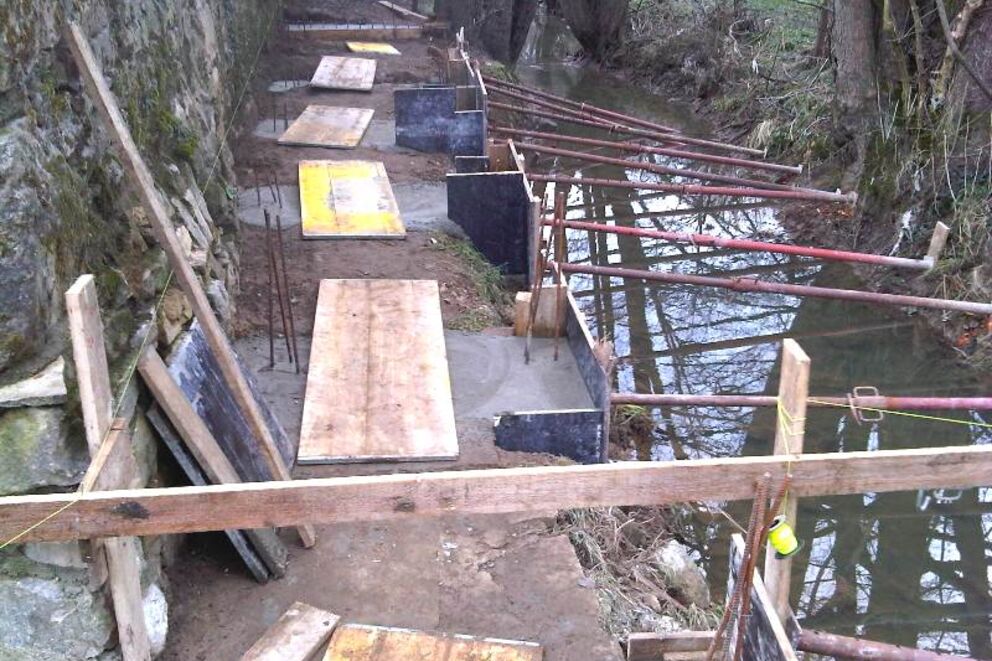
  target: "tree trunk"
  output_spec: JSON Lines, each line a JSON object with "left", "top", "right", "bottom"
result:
{"left": 558, "top": 0, "right": 628, "bottom": 60}
{"left": 832, "top": 0, "right": 878, "bottom": 120}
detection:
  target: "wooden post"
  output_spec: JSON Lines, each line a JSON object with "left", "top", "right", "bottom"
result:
{"left": 925, "top": 221, "right": 951, "bottom": 267}
{"left": 65, "top": 23, "right": 315, "bottom": 548}
{"left": 65, "top": 276, "right": 152, "bottom": 661}
{"left": 763, "top": 339, "right": 810, "bottom": 623}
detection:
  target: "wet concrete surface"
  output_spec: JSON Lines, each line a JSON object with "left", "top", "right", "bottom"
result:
{"left": 446, "top": 331, "right": 594, "bottom": 420}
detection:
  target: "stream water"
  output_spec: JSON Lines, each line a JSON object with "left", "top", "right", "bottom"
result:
{"left": 516, "top": 16, "right": 992, "bottom": 656}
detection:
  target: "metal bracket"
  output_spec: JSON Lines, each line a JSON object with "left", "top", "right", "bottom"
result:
{"left": 848, "top": 385, "right": 885, "bottom": 425}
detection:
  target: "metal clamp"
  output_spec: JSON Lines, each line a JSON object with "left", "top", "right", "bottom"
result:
{"left": 848, "top": 385, "right": 885, "bottom": 425}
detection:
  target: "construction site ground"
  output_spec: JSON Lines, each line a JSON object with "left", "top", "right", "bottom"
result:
{"left": 161, "top": 4, "right": 621, "bottom": 659}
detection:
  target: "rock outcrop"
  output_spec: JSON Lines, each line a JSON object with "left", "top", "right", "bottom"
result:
{"left": 0, "top": 0, "right": 278, "bottom": 657}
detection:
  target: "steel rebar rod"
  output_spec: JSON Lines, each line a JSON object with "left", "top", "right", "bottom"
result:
{"left": 275, "top": 214, "right": 299, "bottom": 373}
{"left": 530, "top": 173, "right": 857, "bottom": 204}
{"left": 551, "top": 261, "right": 992, "bottom": 316}
{"left": 482, "top": 75, "right": 682, "bottom": 135}
{"left": 264, "top": 211, "right": 275, "bottom": 368}
{"left": 610, "top": 393, "right": 992, "bottom": 410}
{"left": 495, "top": 126, "right": 803, "bottom": 176}
{"left": 489, "top": 100, "right": 766, "bottom": 157}
{"left": 547, "top": 219, "right": 933, "bottom": 271}
{"left": 520, "top": 142, "right": 833, "bottom": 195}
{"left": 264, "top": 209, "right": 293, "bottom": 363}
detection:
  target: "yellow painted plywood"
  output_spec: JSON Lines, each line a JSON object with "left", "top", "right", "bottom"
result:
{"left": 323, "top": 624, "right": 543, "bottom": 660}
{"left": 278, "top": 105, "right": 374, "bottom": 149}
{"left": 310, "top": 56, "right": 376, "bottom": 91}
{"left": 299, "top": 160, "right": 405, "bottom": 239}
{"left": 346, "top": 41, "right": 401, "bottom": 55}
{"left": 298, "top": 279, "right": 459, "bottom": 464}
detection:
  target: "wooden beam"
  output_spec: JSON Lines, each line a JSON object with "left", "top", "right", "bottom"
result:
{"left": 65, "top": 275, "right": 151, "bottom": 661}
{"left": 64, "top": 22, "right": 315, "bottom": 548}
{"left": 1, "top": 444, "right": 991, "bottom": 544}
{"left": 137, "top": 348, "right": 288, "bottom": 577}
{"left": 627, "top": 631, "right": 714, "bottom": 660}
{"left": 763, "top": 339, "right": 810, "bottom": 623}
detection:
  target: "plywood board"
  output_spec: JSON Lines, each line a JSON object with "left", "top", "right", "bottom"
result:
{"left": 322, "top": 624, "right": 542, "bottom": 660}
{"left": 310, "top": 56, "right": 376, "bottom": 91}
{"left": 299, "top": 279, "right": 458, "bottom": 464}
{"left": 242, "top": 602, "right": 340, "bottom": 661}
{"left": 278, "top": 105, "right": 374, "bottom": 149}
{"left": 346, "top": 41, "right": 401, "bottom": 55}
{"left": 299, "top": 160, "right": 405, "bottom": 239}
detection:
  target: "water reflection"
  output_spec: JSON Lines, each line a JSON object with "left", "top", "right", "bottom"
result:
{"left": 517, "top": 16, "right": 991, "bottom": 656}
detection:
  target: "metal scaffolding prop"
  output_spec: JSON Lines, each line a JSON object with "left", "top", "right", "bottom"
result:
{"left": 546, "top": 219, "right": 943, "bottom": 271}
{"left": 495, "top": 126, "right": 803, "bottom": 176}
{"left": 529, "top": 173, "right": 857, "bottom": 204}
{"left": 549, "top": 261, "right": 992, "bottom": 316}
{"left": 516, "top": 142, "right": 811, "bottom": 192}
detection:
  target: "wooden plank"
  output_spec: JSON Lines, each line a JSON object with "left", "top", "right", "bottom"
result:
{"left": 346, "top": 42, "right": 401, "bottom": 55}
{"left": 241, "top": 601, "right": 340, "bottom": 661}
{"left": 299, "top": 161, "right": 405, "bottom": 239}
{"left": 4, "top": 443, "right": 992, "bottom": 543}
{"left": 513, "top": 291, "right": 564, "bottom": 337}
{"left": 65, "top": 275, "right": 113, "bottom": 457}
{"left": 323, "top": 624, "right": 542, "bottom": 660}
{"left": 64, "top": 23, "right": 315, "bottom": 548}
{"left": 763, "top": 339, "right": 809, "bottom": 622}
{"left": 64, "top": 275, "right": 151, "bottom": 661}
{"left": 310, "top": 56, "right": 376, "bottom": 92}
{"left": 138, "top": 348, "right": 288, "bottom": 578}
{"left": 278, "top": 105, "right": 375, "bottom": 149}
{"left": 299, "top": 280, "right": 458, "bottom": 463}
{"left": 377, "top": 1, "right": 429, "bottom": 21}
{"left": 728, "top": 535, "right": 799, "bottom": 661}
{"left": 627, "top": 632, "right": 714, "bottom": 660}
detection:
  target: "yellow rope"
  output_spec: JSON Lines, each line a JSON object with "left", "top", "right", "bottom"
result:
{"left": 0, "top": 271, "right": 175, "bottom": 550}
{"left": 807, "top": 398, "right": 992, "bottom": 429}
{"left": 0, "top": 500, "right": 81, "bottom": 550}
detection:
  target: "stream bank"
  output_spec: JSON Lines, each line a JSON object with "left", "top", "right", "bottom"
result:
{"left": 513, "top": 13, "right": 992, "bottom": 656}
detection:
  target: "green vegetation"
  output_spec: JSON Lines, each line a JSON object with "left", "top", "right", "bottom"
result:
{"left": 430, "top": 232, "right": 513, "bottom": 330}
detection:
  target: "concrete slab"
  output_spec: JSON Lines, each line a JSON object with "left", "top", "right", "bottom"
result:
{"left": 237, "top": 185, "right": 301, "bottom": 228}
{"left": 267, "top": 80, "right": 309, "bottom": 93}
{"left": 445, "top": 331, "right": 593, "bottom": 421}
{"left": 252, "top": 119, "right": 293, "bottom": 140}
{"left": 391, "top": 182, "right": 463, "bottom": 234}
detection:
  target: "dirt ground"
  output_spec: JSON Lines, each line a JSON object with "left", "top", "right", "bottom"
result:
{"left": 162, "top": 4, "right": 622, "bottom": 659}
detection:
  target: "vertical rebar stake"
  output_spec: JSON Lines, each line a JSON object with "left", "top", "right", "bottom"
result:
{"left": 267, "top": 210, "right": 293, "bottom": 363}
{"left": 275, "top": 214, "right": 300, "bottom": 373}
{"left": 263, "top": 209, "right": 275, "bottom": 368}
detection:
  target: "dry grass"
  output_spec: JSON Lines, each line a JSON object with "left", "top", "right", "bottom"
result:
{"left": 555, "top": 507, "right": 720, "bottom": 638}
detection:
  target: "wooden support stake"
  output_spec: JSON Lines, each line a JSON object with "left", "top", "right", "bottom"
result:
{"left": 925, "top": 221, "right": 951, "bottom": 267}
{"left": 65, "top": 276, "right": 151, "bottom": 661}
{"left": 65, "top": 22, "right": 315, "bottom": 548}
{"left": 763, "top": 339, "right": 810, "bottom": 623}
